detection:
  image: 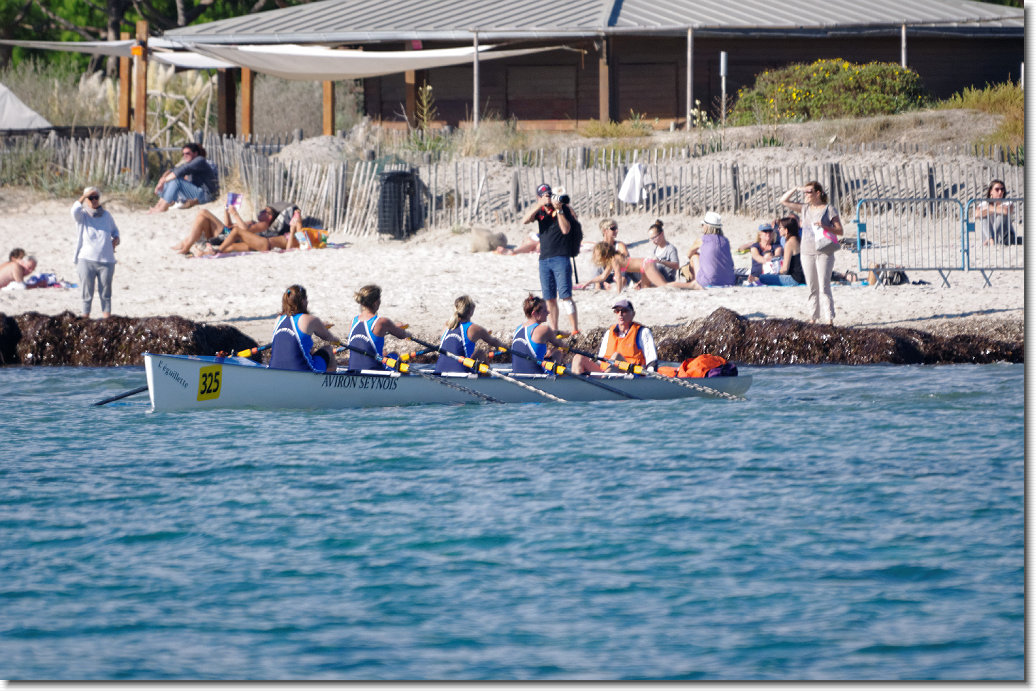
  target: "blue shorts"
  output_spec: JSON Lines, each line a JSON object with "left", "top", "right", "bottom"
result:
{"left": 539, "top": 256, "right": 573, "bottom": 300}
{"left": 759, "top": 274, "right": 802, "bottom": 286}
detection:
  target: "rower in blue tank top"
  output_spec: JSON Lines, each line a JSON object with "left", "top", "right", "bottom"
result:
{"left": 433, "top": 295, "right": 505, "bottom": 375}
{"left": 268, "top": 284, "right": 340, "bottom": 372}
{"left": 346, "top": 284, "right": 412, "bottom": 371}
{"left": 510, "top": 294, "right": 570, "bottom": 375}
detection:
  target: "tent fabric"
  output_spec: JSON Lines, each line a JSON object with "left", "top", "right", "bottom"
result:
{"left": 0, "top": 82, "right": 51, "bottom": 129}
{"left": 0, "top": 38, "right": 236, "bottom": 69}
{"left": 185, "top": 43, "right": 558, "bottom": 81}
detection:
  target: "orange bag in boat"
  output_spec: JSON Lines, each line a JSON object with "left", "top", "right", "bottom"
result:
{"left": 678, "top": 354, "right": 727, "bottom": 378}
{"left": 657, "top": 365, "right": 679, "bottom": 378}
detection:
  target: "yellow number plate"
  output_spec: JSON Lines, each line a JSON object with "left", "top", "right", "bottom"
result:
{"left": 197, "top": 365, "right": 222, "bottom": 401}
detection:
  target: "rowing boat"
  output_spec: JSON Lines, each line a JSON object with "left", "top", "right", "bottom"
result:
{"left": 143, "top": 352, "right": 752, "bottom": 410}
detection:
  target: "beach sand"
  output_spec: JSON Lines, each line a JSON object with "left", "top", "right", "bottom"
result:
{"left": 0, "top": 188, "right": 1023, "bottom": 355}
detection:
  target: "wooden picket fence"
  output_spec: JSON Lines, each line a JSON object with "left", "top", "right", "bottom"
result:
{"left": 1, "top": 130, "right": 1023, "bottom": 238}
{"left": 409, "top": 158, "right": 1024, "bottom": 230}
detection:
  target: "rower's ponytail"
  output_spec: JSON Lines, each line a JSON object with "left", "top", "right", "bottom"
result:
{"left": 447, "top": 295, "right": 475, "bottom": 330}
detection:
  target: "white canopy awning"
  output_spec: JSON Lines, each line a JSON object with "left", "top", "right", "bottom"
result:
{"left": 0, "top": 38, "right": 236, "bottom": 69}
{"left": 0, "top": 38, "right": 556, "bottom": 77}
{"left": 185, "top": 43, "right": 558, "bottom": 80}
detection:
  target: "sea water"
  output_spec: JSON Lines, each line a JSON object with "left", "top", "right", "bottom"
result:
{"left": 0, "top": 363, "right": 1023, "bottom": 680}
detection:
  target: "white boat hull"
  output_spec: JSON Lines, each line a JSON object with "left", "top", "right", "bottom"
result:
{"left": 143, "top": 353, "right": 752, "bottom": 411}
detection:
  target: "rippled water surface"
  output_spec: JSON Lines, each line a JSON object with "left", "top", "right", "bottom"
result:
{"left": 1, "top": 364, "right": 1023, "bottom": 680}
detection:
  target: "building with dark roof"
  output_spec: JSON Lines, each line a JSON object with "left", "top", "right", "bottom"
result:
{"left": 164, "top": 0, "right": 1024, "bottom": 129}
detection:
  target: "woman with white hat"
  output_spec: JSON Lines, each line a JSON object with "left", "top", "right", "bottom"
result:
{"left": 669, "top": 211, "right": 735, "bottom": 289}
{"left": 71, "top": 186, "right": 120, "bottom": 318}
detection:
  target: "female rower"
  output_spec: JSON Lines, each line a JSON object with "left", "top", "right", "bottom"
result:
{"left": 268, "top": 284, "right": 339, "bottom": 372}
{"left": 510, "top": 294, "right": 570, "bottom": 375}
{"left": 587, "top": 241, "right": 671, "bottom": 292}
{"left": 347, "top": 284, "right": 412, "bottom": 371}
{"left": 434, "top": 295, "right": 506, "bottom": 374}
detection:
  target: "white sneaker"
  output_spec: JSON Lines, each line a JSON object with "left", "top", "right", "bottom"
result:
{"left": 173, "top": 201, "right": 186, "bottom": 209}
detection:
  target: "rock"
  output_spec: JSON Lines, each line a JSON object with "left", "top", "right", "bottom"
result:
{"left": 0, "top": 312, "right": 258, "bottom": 367}
{"left": 469, "top": 226, "right": 508, "bottom": 252}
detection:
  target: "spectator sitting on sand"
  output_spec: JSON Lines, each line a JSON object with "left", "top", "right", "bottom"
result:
{"left": 148, "top": 142, "right": 219, "bottom": 214}
{"left": 667, "top": 211, "right": 736, "bottom": 290}
{"left": 758, "top": 216, "right": 806, "bottom": 286}
{"left": 0, "top": 250, "right": 37, "bottom": 288}
{"left": 746, "top": 224, "right": 783, "bottom": 284}
{"left": 575, "top": 218, "right": 632, "bottom": 290}
{"left": 647, "top": 219, "right": 680, "bottom": 282}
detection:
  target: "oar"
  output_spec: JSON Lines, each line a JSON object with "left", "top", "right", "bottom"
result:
{"left": 407, "top": 336, "right": 567, "bottom": 404}
{"left": 93, "top": 384, "right": 149, "bottom": 406}
{"left": 335, "top": 341, "right": 501, "bottom": 404}
{"left": 563, "top": 345, "right": 745, "bottom": 401}
{"left": 493, "top": 344, "right": 640, "bottom": 400}
{"left": 233, "top": 343, "right": 271, "bottom": 357}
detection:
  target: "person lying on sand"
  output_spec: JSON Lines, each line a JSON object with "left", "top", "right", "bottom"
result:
{"left": 581, "top": 241, "right": 670, "bottom": 293}
{"left": 173, "top": 198, "right": 286, "bottom": 254}
{"left": 0, "top": 253, "right": 37, "bottom": 289}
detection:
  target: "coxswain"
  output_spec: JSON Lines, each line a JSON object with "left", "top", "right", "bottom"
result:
{"left": 571, "top": 297, "right": 657, "bottom": 374}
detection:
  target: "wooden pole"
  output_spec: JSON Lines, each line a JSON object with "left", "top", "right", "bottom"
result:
{"left": 217, "top": 69, "right": 237, "bottom": 136}
{"left": 472, "top": 31, "right": 480, "bottom": 129}
{"left": 133, "top": 20, "right": 148, "bottom": 136}
{"left": 686, "top": 28, "right": 693, "bottom": 130}
{"left": 118, "top": 31, "right": 131, "bottom": 129}
{"left": 323, "top": 80, "right": 335, "bottom": 136}
{"left": 598, "top": 35, "right": 610, "bottom": 124}
{"left": 241, "top": 67, "right": 254, "bottom": 139}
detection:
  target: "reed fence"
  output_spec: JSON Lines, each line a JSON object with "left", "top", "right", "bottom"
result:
{"left": 0, "top": 131, "right": 145, "bottom": 187}
{"left": 1, "top": 130, "right": 1023, "bottom": 240}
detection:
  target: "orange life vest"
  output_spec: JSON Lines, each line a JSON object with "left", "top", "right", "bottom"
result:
{"left": 604, "top": 322, "right": 646, "bottom": 366}
{"left": 678, "top": 354, "right": 727, "bottom": 378}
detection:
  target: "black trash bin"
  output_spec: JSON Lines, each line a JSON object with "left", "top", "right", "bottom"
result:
{"left": 377, "top": 169, "right": 419, "bottom": 239}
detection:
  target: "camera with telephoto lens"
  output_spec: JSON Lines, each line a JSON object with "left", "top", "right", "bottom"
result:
{"left": 551, "top": 187, "right": 570, "bottom": 206}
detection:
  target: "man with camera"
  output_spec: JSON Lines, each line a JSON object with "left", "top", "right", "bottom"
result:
{"left": 522, "top": 183, "right": 580, "bottom": 335}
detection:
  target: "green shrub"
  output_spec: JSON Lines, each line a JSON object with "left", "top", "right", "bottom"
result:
{"left": 730, "top": 58, "right": 929, "bottom": 126}
{"left": 580, "top": 110, "right": 655, "bottom": 138}
{"left": 938, "top": 81, "right": 1023, "bottom": 151}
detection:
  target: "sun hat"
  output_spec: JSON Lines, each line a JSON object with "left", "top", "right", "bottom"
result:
{"left": 612, "top": 298, "right": 634, "bottom": 311}
{"left": 536, "top": 183, "right": 552, "bottom": 197}
{"left": 757, "top": 222, "right": 774, "bottom": 232}
{"left": 703, "top": 211, "right": 723, "bottom": 227}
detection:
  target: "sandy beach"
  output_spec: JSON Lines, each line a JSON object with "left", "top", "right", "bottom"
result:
{"left": 0, "top": 182, "right": 1023, "bottom": 359}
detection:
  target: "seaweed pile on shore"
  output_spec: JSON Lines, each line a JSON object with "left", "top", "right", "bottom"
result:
{"left": 0, "top": 312, "right": 257, "bottom": 366}
{"left": 571, "top": 308, "right": 1022, "bottom": 366}
{"left": 0, "top": 308, "right": 1022, "bottom": 367}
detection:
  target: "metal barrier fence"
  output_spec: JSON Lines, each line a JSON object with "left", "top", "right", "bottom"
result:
{"left": 853, "top": 197, "right": 1024, "bottom": 287}
{"left": 964, "top": 197, "right": 1024, "bottom": 286}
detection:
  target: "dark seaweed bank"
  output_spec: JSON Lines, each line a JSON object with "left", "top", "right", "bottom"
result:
{"left": 571, "top": 308, "right": 1023, "bottom": 366}
{"left": 0, "top": 308, "right": 1021, "bottom": 367}
{"left": 0, "top": 312, "right": 257, "bottom": 366}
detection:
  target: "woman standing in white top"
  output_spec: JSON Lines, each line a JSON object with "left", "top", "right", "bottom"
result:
{"left": 780, "top": 181, "right": 843, "bottom": 325}
{"left": 72, "top": 186, "right": 120, "bottom": 319}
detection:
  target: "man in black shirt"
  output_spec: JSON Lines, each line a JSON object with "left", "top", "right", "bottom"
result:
{"left": 521, "top": 183, "right": 580, "bottom": 335}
